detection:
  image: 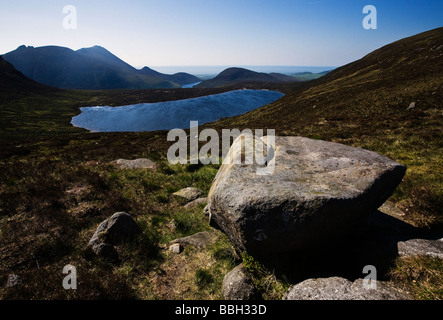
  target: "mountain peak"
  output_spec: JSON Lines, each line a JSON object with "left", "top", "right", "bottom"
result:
{"left": 76, "top": 45, "right": 112, "bottom": 55}
{"left": 196, "top": 67, "right": 298, "bottom": 88}
{"left": 1, "top": 44, "right": 199, "bottom": 89}
{"left": 16, "top": 45, "right": 34, "bottom": 51}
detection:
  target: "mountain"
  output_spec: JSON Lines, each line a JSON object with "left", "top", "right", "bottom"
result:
{"left": 291, "top": 71, "right": 332, "bottom": 81}
{"left": 195, "top": 67, "right": 298, "bottom": 88}
{"left": 138, "top": 67, "right": 200, "bottom": 86}
{"left": 0, "top": 55, "right": 51, "bottom": 93}
{"left": 2, "top": 45, "right": 200, "bottom": 90}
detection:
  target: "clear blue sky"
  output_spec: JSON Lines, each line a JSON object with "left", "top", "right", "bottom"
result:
{"left": 0, "top": 0, "right": 441, "bottom": 68}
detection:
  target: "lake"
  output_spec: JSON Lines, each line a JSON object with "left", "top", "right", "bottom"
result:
{"left": 71, "top": 89, "right": 284, "bottom": 132}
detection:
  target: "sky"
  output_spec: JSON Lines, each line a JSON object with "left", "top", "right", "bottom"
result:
{"left": 0, "top": 0, "right": 441, "bottom": 69}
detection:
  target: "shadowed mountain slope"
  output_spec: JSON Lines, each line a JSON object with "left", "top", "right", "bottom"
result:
{"left": 0, "top": 55, "right": 52, "bottom": 93}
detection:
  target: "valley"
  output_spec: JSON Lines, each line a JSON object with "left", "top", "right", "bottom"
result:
{"left": 0, "top": 27, "right": 442, "bottom": 301}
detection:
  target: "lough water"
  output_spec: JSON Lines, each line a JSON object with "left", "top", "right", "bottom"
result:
{"left": 71, "top": 89, "right": 284, "bottom": 132}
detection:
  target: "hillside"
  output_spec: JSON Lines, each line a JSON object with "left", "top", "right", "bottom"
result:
{"left": 2, "top": 45, "right": 199, "bottom": 90}
{"left": 196, "top": 67, "right": 298, "bottom": 88}
{"left": 0, "top": 28, "right": 441, "bottom": 301}
{"left": 0, "top": 55, "right": 52, "bottom": 93}
{"left": 204, "top": 27, "right": 443, "bottom": 228}
{"left": 209, "top": 27, "right": 442, "bottom": 132}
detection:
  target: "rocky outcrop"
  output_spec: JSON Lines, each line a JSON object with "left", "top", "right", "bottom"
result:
{"left": 222, "top": 264, "right": 258, "bottom": 300}
{"left": 207, "top": 136, "right": 406, "bottom": 258}
{"left": 283, "top": 277, "right": 411, "bottom": 300}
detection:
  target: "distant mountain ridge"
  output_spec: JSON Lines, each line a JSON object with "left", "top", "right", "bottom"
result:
{"left": 2, "top": 45, "right": 201, "bottom": 90}
{"left": 196, "top": 67, "right": 298, "bottom": 88}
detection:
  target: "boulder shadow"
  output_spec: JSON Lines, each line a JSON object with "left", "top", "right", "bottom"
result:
{"left": 256, "top": 210, "right": 442, "bottom": 284}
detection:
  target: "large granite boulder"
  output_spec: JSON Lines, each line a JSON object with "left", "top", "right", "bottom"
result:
{"left": 207, "top": 136, "right": 406, "bottom": 258}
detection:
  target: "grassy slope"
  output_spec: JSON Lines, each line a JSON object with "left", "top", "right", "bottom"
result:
{"left": 0, "top": 28, "right": 442, "bottom": 300}
{"left": 204, "top": 27, "right": 443, "bottom": 228}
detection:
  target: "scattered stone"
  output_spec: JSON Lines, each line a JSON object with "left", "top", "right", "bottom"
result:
{"left": 208, "top": 136, "right": 406, "bottom": 258}
{"left": 184, "top": 197, "right": 207, "bottom": 209}
{"left": 407, "top": 102, "right": 416, "bottom": 110}
{"left": 92, "top": 212, "right": 141, "bottom": 245}
{"left": 170, "top": 231, "right": 218, "bottom": 249}
{"left": 6, "top": 274, "right": 21, "bottom": 288}
{"left": 113, "top": 158, "right": 157, "bottom": 170}
{"left": 283, "top": 277, "right": 410, "bottom": 300}
{"left": 397, "top": 238, "right": 443, "bottom": 259}
{"left": 222, "top": 264, "right": 257, "bottom": 300}
{"left": 173, "top": 187, "right": 202, "bottom": 202}
{"left": 89, "top": 212, "right": 141, "bottom": 258}
{"left": 169, "top": 243, "right": 183, "bottom": 254}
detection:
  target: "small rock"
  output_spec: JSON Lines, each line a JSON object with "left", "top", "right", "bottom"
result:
{"left": 170, "top": 231, "right": 218, "bottom": 249}
{"left": 283, "top": 277, "right": 410, "bottom": 300}
{"left": 173, "top": 187, "right": 202, "bottom": 202}
{"left": 88, "top": 212, "right": 141, "bottom": 258}
{"left": 103, "top": 212, "right": 141, "bottom": 245}
{"left": 113, "top": 158, "right": 157, "bottom": 170}
{"left": 398, "top": 238, "right": 443, "bottom": 259}
{"left": 407, "top": 102, "right": 416, "bottom": 110}
{"left": 222, "top": 264, "right": 257, "bottom": 300}
{"left": 169, "top": 243, "right": 183, "bottom": 254}
{"left": 184, "top": 197, "right": 207, "bottom": 209}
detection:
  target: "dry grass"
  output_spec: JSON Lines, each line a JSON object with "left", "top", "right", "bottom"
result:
{"left": 390, "top": 256, "right": 443, "bottom": 300}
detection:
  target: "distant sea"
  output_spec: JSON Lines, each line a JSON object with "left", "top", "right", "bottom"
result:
{"left": 143, "top": 66, "right": 336, "bottom": 77}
